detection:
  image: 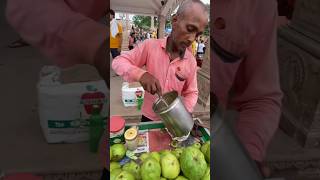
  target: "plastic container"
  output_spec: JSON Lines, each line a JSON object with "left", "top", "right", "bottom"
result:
{"left": 124, "top": 127, "right": 138, "bottom": 151}
{"left": 122, "top": 82, "right": 145, "bottom": 107}
{"left": 110, "top": 116, "right": 125, "bottom": 145}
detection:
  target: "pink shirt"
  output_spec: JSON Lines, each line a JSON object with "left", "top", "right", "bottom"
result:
{"left": 6, "top": 0, "right": 107, "bottom": 68}
{"left": 112, "top": 38, "right": 199, "bottom": 120}
{"left": 212, "top": 1, "right": 283, "bottom": 162}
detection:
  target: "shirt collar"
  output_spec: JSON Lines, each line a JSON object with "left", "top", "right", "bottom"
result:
{"left": 160, "top": 37, "right": 188, "bottom": 60}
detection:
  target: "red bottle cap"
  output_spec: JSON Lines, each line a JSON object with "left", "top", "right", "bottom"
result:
{"left": 110, "top": 116, "right": 125, "bottom": 133}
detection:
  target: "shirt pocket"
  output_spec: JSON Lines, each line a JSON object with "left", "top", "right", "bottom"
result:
{"left": 171, "top": 65, "right": 188, "bottom": 93}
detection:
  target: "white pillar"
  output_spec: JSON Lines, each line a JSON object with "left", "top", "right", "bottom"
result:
{"left": 158, "top": 15, "right": 166, "bottom": 38}
{"left": 126, "top": 13, "right": 129, "bottom": 31}
{"left": 151, "top": 16, "right": 154, "bottom": 30}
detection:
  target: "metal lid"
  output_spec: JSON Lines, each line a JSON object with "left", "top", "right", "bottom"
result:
{"left": 110, "top": 116, "right": 125, "bottom": 133}
{"left": 124, "top": 127, "right": 138, "bottom": 140}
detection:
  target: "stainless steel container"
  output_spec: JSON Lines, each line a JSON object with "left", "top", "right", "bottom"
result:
{"left": 152, "top": 91, "right": 194, "bottom": 141}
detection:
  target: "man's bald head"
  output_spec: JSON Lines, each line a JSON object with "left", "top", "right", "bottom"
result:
{"left": 170, "top": 0, "right": 208, "bottom": 54}
{"left": 176, "top": 0, "right": 208, "bottom": 18}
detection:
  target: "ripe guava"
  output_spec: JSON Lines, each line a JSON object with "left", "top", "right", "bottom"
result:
{"left": 201, "top": 141, "right": 210, "bottom": 163}
{"left": 160, "top": 149, "right": 171, "bottom": 158}
{"left": 150, "top": 151, "right": 161, "bottom": 162}
{"left": 172, "top": 148, "right": 183, "bottom": 159}
{"left": 175, "top": 176, "right": 188, "bottom": 180}
{"left": 110, "top": 162, "right": 121, "bottom": 172}
{"left": 180, "top": 147, "right": 207, "bottom": 180}
{"left": 161, "top": 153, "right": 180, "bottom": 179}
{"left": 141, "top": 157, "right": 161, "bottom": 180}
{"left": 110, "top": 168, "right": 122, "bottom": 180}
{"left": 201, "top": 166, "right": 210, "bottom": 180}
{"left": 192, "top": 142, "right": 201, "bottom": 149}
{"left": 139, "top": 152, "right": 150, "bottom": 162}
{"left": 122, "top": 160, "right": 141, "bottom": 179}
{"left": 111, "top": 144, "right": 126, "bottom": 161}
{"left": 115, "top": 170, "right": 135, "bottom": 180}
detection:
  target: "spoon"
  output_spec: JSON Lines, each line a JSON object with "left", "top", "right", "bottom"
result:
{"left": 157, "top": 92, "right": 169, "bottom": 107}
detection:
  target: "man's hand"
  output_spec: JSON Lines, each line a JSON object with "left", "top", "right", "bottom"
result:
{"left": 139, "top": 72, "right": 162, "bottom": 95}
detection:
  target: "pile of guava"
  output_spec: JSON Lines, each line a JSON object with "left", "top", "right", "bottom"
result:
{"left": 110, "top": 141, "right": 210, "bottom": 180}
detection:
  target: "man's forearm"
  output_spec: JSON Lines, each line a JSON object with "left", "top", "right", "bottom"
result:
{"left": 111, "top": 40, "right": 148, "bottom": 82}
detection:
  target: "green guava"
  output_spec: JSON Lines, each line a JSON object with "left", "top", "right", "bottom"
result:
{"left": 201, "top": 166, "right": 210, "bottom": 180}
{"left": 172, "top": 148, "right": 183, "bottom": 159}
{"left": 175, "top": 176, "right": 188, "bottom": 180}
{"left": 139, "top": 152, "right": 150, "bottom": 162}
{"left": 160, "top": 149, "right": 171, "bottom": 158}
{"left": 150, "top": 151, "right": 161, "bottom": 162}
{"left": 201, "top": 141, "right": 210, "bottom": 163}
{"left": 122, "top": 160, "right": 141, "bottom": 179}
{"left": 141, "top": 157, "right": 161, "bottom": 180}
{"left": 110, "top": 162, "right": 121, "bottom": 172}
{"left": 111, "top": 144, "right": 126, "bottom": 161}
{"left": 192, "top": 142, "right": 201, "bottom": 149}
{"left": 161, "top": 153, "right": 180, "bottom": 179}
{"left": 180, "top": 147, "right": 207, "bottom": 180}
{"left": 115, "top": 170, "right": 135, "bottom": 180}
{"left": 110, "top": 168, "right": 122, "bottom": 180}
{"left": 110, "top": 148, "right": 113, "bottom": 160}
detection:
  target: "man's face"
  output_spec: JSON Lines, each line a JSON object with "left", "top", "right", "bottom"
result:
{"left": 171, "top": 3, "right": 208, "bottom": 52}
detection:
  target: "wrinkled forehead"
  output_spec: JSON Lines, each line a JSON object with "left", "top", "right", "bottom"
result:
{"left": 179, "top": 13, "right": 208, "bottom": 30}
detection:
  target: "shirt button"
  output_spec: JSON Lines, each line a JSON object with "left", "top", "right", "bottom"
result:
{"left": 214, "top": 17, "right": 226, "bottom": 30}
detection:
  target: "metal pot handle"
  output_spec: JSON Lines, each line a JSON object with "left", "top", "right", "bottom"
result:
{"left": 193, "top": 117, "right": 210, "bottom": 129}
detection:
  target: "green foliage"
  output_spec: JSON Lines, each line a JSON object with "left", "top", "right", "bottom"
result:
{"left": 133, "top": 15, "right": 158, "bottom": 30}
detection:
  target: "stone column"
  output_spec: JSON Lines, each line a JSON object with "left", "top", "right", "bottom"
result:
{"left": 278, "top": 0, "right": 320, "bottom": 148}
{"left": 197, "top": 41, "right": 210, "bottom": 109}
{"left": 151, "top": 16, "right": 154, "bottom": 30}
{"left": 126, "top": 13, "right": 129, "bottom": 31}
{"left": 158, "top": 15, "right": 166, "bottom": 38}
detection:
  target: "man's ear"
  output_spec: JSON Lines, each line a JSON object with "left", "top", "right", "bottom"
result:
{"left": 171, "top": 14, "right": 179, "bottom": 30}
{"left": 172, "top": 14, "right": 178, "bottom": 24}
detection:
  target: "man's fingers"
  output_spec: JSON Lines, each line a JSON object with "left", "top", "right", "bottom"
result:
{"left": 155, "top": 80, "right": 162, "bottom": 96}
{"left": 142, "top": 84, "right": 148, "bottom": 93}
{"left": 139, "top": 72, "right": 161, "bottom": 95}
{"left": 141, "top": 82, "right": 153, "bottom": 95}
{"left": 151, "top": 83, "right": 157, "bottom": 95}
{"left": 145, "top": 84, "right": 152, "bottom": 94}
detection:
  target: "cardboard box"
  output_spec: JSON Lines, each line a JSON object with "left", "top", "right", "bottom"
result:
{"left": 38, "top": 66, "right": 108, "bottom": 143}
{"left": 122, "top": 82, "right": 144, "bottom": 107}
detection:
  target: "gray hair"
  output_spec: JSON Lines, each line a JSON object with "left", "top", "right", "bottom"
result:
{"left": 176, "top": 0, "right": 208, "bottom": 17}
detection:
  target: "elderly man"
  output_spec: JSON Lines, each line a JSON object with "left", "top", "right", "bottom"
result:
{"left": 212, "top": 0, "right": 283, "bottom": 177}
{"left": 112, "top": 0, "right": 209, "bottom": 122}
